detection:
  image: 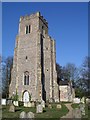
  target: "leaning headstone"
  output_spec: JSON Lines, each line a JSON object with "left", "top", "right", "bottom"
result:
{"left": 73, "top": 108, "right": 82, "bottom": 118}
{"left": 20, "top": 111, "right": 27, "bottom": 118}
{"left": 56, "top": 104, "right": 61, "bottom": 109}
{"left": 36, "top": 104, "right": 43, "bottom": 113}
{"left": 9, "top": 103, "right": 15, "bottom": 112}
{"left": 27, "top": 112, "right": 35, "bottom": 119}
{"left": 41, "top": 100, "right": 45, "bottom": 108}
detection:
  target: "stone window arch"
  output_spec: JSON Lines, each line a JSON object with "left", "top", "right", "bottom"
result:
{"left": 24, "top": 71, "right": 29, "bottom": 85}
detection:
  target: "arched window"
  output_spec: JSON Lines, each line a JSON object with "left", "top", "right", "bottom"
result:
{"left": 25, "top": 25, "right": 31, "bottom": 34}
{"left": 24, "top": 71, "right": 29, "bottom": 85}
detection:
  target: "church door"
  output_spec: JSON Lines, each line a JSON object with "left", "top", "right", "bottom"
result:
{"left": 23, "top": 91, "right": 29, "bottom": 103}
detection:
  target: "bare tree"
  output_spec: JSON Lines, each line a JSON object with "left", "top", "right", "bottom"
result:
{"left": 2, "top": 56, "right": 13, "bottom": 98}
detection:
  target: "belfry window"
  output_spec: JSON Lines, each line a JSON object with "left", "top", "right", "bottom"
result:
{"left": 24, "top": 71, "right": 29, "bottom": 85}
{"left": 25, "top": 25, "right": 31, "bottom": 34}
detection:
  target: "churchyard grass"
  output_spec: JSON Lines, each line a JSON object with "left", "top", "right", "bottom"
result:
{"left": 71, "top": 103, "right": 90, "bottom": 119}
{"left": 2, "top": 103, "right": 68, "bottom": 119}
{"left": 71, "top": 103, "right": 80, "bottom": 109}
{"left": 36, "top": 103, "right": 69, "bottom": 118}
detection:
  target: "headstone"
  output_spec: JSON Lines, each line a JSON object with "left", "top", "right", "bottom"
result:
{"left": 36, "top": 104, "right": 43, "bottom": 113}
{"left": 27, "top": 112, "right": 35, "bottom": 119}
{"left": 48, "top": 104, "right": 52, "bottom": 109}
{"left": 13, "top": 101, "right": 18, "bottom": 106}
{"left": 81, "top": 97, "right": 85, "bottom": 104}
{"left": 7, "top": 99, "right": 12, "bottom": 105}
{"left": 73, "top": 108, "right": 82, "bottom": 118}
{"left": 20, "top": 111, "right": 27, "bottom": 118}
{"left": 49, "top": 98, "right": 53, "bottom": 103}
{"left": 31, "top": 102, "right": 35, "bottom": 107}
{"left": 56, "top": 104, "right": 61, "bottom": 109}
{"left": 9, "top": 103, "right": 15, "bottom": 112}
{"left": 86, "top": 98, "right": 89, "bottom": 104}
{"left": 73, "top": 98, "right": 80, "bottom": 103}
{"left": 54, "top": 99, "right": 59, "bottom": 103}
{"left": 24, "top": 102, "right": 31, "bottom": 107}
{"left": 41, "top": 100, "right": 45, "bottom": 108}
{"left": 1, "top": 99, "right": 6, "bottom": 105}
{"left": 79, "top": 104, "right": 85, "bottom": 116}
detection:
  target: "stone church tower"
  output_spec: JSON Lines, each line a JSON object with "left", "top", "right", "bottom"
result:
{"left": 9, "top": 12, "right": 59, "bottom": 102}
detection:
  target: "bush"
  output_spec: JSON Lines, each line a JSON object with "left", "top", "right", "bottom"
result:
{"left": 19, "top": 101, "right": 24, "bottom": 106}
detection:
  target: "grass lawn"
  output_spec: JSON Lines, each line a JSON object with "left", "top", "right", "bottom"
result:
{"left": 2, "top": 103, "right": 69, "bottom": 119}
{"left": 71, "top": 103, "right": 80, "bottom": 109}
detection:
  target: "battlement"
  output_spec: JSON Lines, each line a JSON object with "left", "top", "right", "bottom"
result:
{"left": 19, "top": 12, "right": 48, "bottom": 26}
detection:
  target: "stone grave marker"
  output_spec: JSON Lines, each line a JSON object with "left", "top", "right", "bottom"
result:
{"left": 7, "top": 99, "right": 12, "bottom": 105}
{"left": 27, "top": 112, "right": 35, "bottom": 119}
{"left": 13, "top": 101, "right": 18, "bottom": 106}
{"left": 9, "top": 103, "right": 15, "bottom": 112}
{"left": 81, "top": 97, "right": 85, "bottom": 104}
{"left": 36, "top": 104, "right": 43, "bottom": 113}
{"left": 48, "top": 104, "right": 52, "bottom": 109}
{"left": 20, "top": 111, "right": 27, "bottom": 118}
{"left": 31, "top": 101, "right": 35, "bottom": 107}
{"left": 56, "top": 104, "right": 61, "bottom": 109}
{"left": 79, "top": 104, "right": 85, "bottom": 116}
{"left": 1, "top": 99, "right": 6, "bottom": 105}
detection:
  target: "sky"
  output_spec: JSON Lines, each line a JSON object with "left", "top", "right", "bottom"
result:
{"left": 2, "top": 2, "right": 88, "bottom": 67}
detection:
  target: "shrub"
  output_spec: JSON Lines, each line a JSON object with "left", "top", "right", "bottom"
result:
{"left": 19, "top": 101, "right": 24, "bottom": 106}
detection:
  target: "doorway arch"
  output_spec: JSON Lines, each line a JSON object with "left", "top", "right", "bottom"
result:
{"left": 22, "top": 90, "right": 30, "bottom": 102}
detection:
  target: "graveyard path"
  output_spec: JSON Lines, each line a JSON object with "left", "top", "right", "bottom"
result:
{"left": 61, "top": 103, "right": 74, "bottom": 118}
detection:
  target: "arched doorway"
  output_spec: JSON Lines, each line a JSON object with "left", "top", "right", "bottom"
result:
{"left": 23, "top": 91, "right": 29, "bottom": 102}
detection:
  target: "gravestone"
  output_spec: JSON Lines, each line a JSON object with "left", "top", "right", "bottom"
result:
{"left": 1, "top": 99, "right": 6, "bottom": 105}
{"left": 13, "top": 101, "right": 18, "bottom": 106}
{"left": 31, "top": 101, "right": 35, "bottom": 107}
{"left": 79, "top": 104, "right": 85, "bottom": 116}
{"left": 49, "top": 98, "right": 53, "bottom": 103}
{"left": 86, "top": 98, "right": 90, "bottom": 104}
{"left": 41, "top": 100, "right": 45, "bottom": 108}
{"left": 20, "top": 111, "right": 27, "bottom": 118}
{"left": 73, "top": 108, "right": 82, "bottom": 118}
{"left": 9, "top": 103, "right": 15, "bottom": 112}
{"left": 81, "top": 97, "right": 85, "bottom": 104}
{"left": 27, "top": 112, "right": 35, "bottom": 119}
{"left": 7, "top": 99, "right": 12, "bottom": 105}
{"left": 48, "top": 104, "right": 52, "bottom": 109}
{"left": 56, "top": 104, "right": 61, "bottom": 109}
{"left": 24, "top": 102, "right": 31, "bottom": 107}
{"left": 36, "top": 104, "right": 43, "bottom": 113}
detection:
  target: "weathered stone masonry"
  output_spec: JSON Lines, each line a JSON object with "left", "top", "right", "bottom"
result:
{"left": 9, "top": 12, "right": 59, "bottom": 102}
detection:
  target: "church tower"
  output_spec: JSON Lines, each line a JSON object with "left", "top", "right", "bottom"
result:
{"left": 9, "top": 12, "right": 59, "bottom": 102}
